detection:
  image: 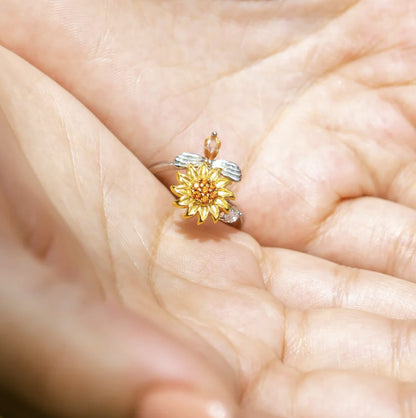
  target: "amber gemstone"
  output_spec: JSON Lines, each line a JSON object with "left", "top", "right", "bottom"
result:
{"left": 204, "top": 132, "right": 221, "bottom": 160}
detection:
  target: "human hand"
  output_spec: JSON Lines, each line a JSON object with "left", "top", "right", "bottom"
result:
{"left": 1, "top": 1, "right": 416, "bottom": 417}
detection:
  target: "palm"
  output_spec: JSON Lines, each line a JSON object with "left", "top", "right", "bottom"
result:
{"left": 1, "top": 1, "right": 416, "bottom": 417}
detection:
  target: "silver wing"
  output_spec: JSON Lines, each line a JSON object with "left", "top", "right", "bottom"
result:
{"left": 173, "top": 152, "right": 205, "bottom": 169}
{"left": 211, "top": 159, "right": 242, "bottom": 182}
{"left": 173, "top": 153, "right": 242, "bottom": 182}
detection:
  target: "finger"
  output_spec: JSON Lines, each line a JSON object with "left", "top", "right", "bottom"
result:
{"left": 305, "top": 196, "right": 416, "bottom": 283}
{"left": 282, "top": 307, "right": 416, "bottom": 382}
{"left": 0, "top": 244, "right": 237, "bottom": 418}
{"left": 246, "top": 362, "right": 416, "bottom": 418}
{"left": 262, "top": 247, "right": 416, "bottom": 319}
{"left": 0, "top": 101, "right": 98, "bottom": 286}
{"left": 0, "top": 44, "right": 175, "bottom": 304}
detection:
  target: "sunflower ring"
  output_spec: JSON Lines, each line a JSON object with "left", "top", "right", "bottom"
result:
{"left": 150, "top": 132, "right": 242, "bottom": 225}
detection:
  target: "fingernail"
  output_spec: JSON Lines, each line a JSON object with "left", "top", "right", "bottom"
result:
{"left": 137, "top": 388, "right": 234, "bottom": 418}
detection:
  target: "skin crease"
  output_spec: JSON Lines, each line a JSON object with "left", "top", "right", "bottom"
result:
{"left": 0, "top": 0, "right": 416, "bottom": 417}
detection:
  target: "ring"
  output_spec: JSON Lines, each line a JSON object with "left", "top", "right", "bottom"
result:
{"left": 150, "top": 132, "right": 243, "bottom": 225}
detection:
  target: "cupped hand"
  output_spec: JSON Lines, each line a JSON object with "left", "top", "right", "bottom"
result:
{"left": 0, "top": 1, "right": 416, "bottom": 417}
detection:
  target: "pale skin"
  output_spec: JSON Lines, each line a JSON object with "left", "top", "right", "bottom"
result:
{"left": 0, "top": 0, "right": 416, "bottom": 417}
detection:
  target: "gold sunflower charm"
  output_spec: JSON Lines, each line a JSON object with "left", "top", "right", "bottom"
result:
{"left": 170, "top": 162, "right": 235, "bottom": 225}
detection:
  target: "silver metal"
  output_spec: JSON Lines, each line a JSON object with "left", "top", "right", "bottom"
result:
{"left": 173, "top": 152, "right": 205, "bottom": 169}
{"left": 211, "top": 159, "right": 242, "bottom": 182}
{"left": 173, "top": 153, "right": 242, "bottom": 182}
{"left": 151, "top": 154, "right": 242, "bottom": 183}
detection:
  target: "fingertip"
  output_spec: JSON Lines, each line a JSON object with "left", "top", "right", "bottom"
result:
{"left": 136, "top": 387, "right": 236, "bottom": 418}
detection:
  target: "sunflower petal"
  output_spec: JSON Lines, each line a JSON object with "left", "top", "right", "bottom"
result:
{"left": 217, "top": 189, "right": 234, "bottom": 199}
{"left": 209, "top": 204, "right": 220, "bottom": 221}
{"left": 171, "top": 184, "right": 191, "bottom": 197}
{"left": 215, "top": 178, "right": 231, "bottom": 188}
{"left": 215, "top": 197, "right": 230, "bottom": 211}
{"left": 208, "top": 168, "right": 220, "bottom": 182}
{"left": 177, "top": 195, "right": 193, "bottom": 206}
{"left": 186, "top": 164, "right": 198, "bottom": 180}
{"left": 173, "top": 199, "right": 185, "bottom": 208}
{"left": 198, "top": 205, "right": 210, "bottom": 224}
{"left": 198, "top": 163, "right": 209, "bottom": 179}
{"left": 177, "top": 172, "right": 193, "bottom": 187}
{"left": 185, "top": 203, "right": 199, "bottom": 217}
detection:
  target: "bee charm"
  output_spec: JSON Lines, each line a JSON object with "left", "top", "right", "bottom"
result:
{"left": 169, "top": 132, "right": 242, "bottom": 225}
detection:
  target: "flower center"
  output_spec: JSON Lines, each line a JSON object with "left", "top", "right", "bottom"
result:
{"left": 192, "top": 179, "right": 218, "bottom": 205}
